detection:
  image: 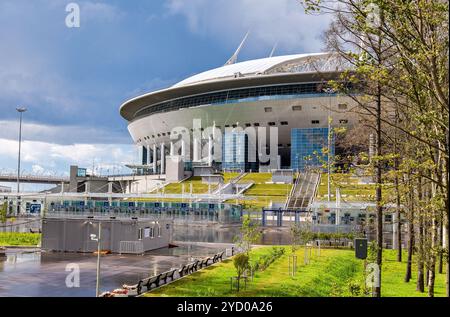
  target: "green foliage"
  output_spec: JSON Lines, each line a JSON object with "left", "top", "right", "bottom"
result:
{"left": 289, "top": 223, "right": 302, "bottom": 253}
{"left": 233, "top": 253, "right": 250, "bottom": 279}
{"left": 367, "top": 241, "right": 378, "bottom": 263}
{"left": 0, "top": 232, "right": 41, "bottom": 246}
{"left": 145, "top": 248, "right": 447, "bottom": 297}
{"left": 347, "top": 279, "right": 363, "bottom": 297}
{"left": 250, "top": 247, "right": 285, "bottom": 272}
{"left": 0, "top": 203, "right": 7, "bottom": 224}
{"left": 233, "top": 214, "right": 261, "bottom": 254}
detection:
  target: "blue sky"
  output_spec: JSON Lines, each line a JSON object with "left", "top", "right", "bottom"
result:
{"left": 0, "top": 0, "right": 330, "bottom": 184}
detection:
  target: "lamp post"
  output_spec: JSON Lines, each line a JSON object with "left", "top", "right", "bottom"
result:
{"left": 16, "top": 107, "right": 27, "bottom": 214}
{"left": 323, "top": 89, "right": 334, "bottom": 202}
{"left": 90, "top": 222, "right": 102, "bottom": 297}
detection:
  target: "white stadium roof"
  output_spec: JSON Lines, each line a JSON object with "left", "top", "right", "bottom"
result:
{"left": 173, "top": 53, "right": 329, "bottom": 88}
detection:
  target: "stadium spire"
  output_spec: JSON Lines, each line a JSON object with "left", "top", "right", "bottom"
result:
{"left": 224, "top": 31, "right": 250, "bottom": 66}
{"left": 269, "top": 42, "right": 278, "bottom": 58}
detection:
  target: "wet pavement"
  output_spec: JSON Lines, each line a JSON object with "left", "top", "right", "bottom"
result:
{"left": 0, "top": 224, "right": 293, "bottom": 297}
{"left": 0, "top": 244, "right": 225, "bottom": 297}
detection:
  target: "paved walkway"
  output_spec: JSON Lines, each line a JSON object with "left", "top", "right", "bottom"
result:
{"left": 0, "top": 244, "right": 224, "bottom": 297}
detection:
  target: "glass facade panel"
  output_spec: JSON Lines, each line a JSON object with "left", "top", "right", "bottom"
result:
{"left": 291, "top": 128, "right": 335, "bottom": 171}
{"left": 222, "top": 131, "right": 258, "bottom": 172}
{"left": 134, "top": 82, "right": 353, "bottom": 119}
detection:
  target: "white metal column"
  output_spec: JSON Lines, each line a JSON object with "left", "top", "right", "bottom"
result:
{"left": 152, "top": 143, "right": 157, "bottom": 173}
{"left": 170, "top": 141, "right": 175, "bottom": 156}
{"left": 160, "top": 143, "right": 166, "bottom": 175}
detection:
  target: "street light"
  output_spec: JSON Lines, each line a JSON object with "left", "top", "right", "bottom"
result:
{"left": 16, "top": 107, "right": 27, "bottom": 214}
{"left": 90, "top": 221, "right": 102, "bottom": 297}
{"left": 322, "top": 88, "right": 334, "bottom": 202}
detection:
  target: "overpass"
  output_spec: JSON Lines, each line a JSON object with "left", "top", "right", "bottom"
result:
{"left": 0, "top": 172, "right": 69, "bottom": 185}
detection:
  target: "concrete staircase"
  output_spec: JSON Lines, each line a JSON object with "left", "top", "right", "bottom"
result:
{"left": 285, "top": 172, "right": 320, "bottom": 210}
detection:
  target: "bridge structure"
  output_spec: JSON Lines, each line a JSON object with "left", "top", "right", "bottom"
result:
{"left": 0, "top": 172, "right": 69, "bottom": 185}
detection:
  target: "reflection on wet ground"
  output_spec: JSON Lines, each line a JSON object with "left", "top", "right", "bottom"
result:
{"left": 0, "top": 244, "right": 224, "bottom": 297}
{"left": 174, "top": 225, "right": 292, "bottom": 245}
{"left": 0, "top": 225, "right": 292, "bottom": 297}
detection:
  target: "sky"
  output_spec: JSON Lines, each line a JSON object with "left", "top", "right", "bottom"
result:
{"left": 0, "top": 0, "right": 331, "bottom": 188}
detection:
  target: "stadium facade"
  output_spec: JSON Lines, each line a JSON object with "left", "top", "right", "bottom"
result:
{"left": 120, "top": 52, "right": 356, "bottom": 175}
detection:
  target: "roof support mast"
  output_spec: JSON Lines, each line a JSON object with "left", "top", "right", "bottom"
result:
{"left": 269, "top": 42, "right": 278, "bottom": 58}
{"left": 224, "top": 31, "right": 250, "bottom": 66}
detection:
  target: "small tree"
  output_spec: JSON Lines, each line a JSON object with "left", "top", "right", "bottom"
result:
{"left": 234, "top": 214, "right": 261, "bottom": 255}
{"left": 290, "top": 223, "right": 302, "bottom": 254}
{"left": 233, "top": 253, "right": 249, "bottom": 292}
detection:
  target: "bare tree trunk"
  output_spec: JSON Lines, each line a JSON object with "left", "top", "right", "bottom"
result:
{"left": 394, "top": 110, "right": 402, "bottom": 262}
{"left": 416, "top": 178, "right": 425, "bottom": 292}
{"left": 438, "top": 216, "right": 443, "bottom": 274}
{"left": 374, "top": 84, "right": 383, "bottom": 298}
{"left": 428, "top": 182, "right": 438, "bottom": 297}
{"left": 405, "top": 177, "right": 414, "bottom": 282}
{"left": 395, "top": 183, "right": 402, "bottom": 262}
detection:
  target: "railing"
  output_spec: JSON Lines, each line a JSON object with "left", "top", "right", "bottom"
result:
{"left": 119, "top": 241, "right": 144, "bottom": 254}
{"left": 0, "top": 172, "right": 69, "bottom": 183}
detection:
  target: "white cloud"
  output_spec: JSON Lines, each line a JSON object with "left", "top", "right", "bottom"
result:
{"left": 81, "top": 1, "right": 124, "bottom": 23}
{"left": 0, "top": 120, "right": 130, "bottom": 145}
{"left": 0, "top": 138, "right": 137, "bottom": 176}
{"left": 166, "top": 0, "right": 331, "bottom": 54}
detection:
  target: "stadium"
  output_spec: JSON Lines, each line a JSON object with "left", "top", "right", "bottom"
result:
{"left": 120, "top": 52, "right": 357, "bottom": 175}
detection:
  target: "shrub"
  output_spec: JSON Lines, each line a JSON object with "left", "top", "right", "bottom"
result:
{"left": 348, "top": 280, "right": 362, "bottom": 297}
{"left": 233, "top": 253, "right": 250, "bottom": 278}
{"left": 253, "top": 247, "right": 285, "bottom": 271}
{"left": 233, "top": 253, "right": 250, "bottom": 292}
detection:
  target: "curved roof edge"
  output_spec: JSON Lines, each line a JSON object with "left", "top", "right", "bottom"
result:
{"left": 120, "top": 52, "right": 350, "bottom": 121}
{"left": 172, "top": 52, "right": 328, "bottom": 88}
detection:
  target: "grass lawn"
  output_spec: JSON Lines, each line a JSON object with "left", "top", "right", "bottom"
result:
{"left": 155, "top": 177, "right": 218, "bottom": 194}
{"left": 0, "top": 232, "right": 41, "bottom": 247}
{"left": 144, "top": 246, "right": 446, "bottom": 297}
{"left": 317, "top": 173, "right": 380, "bottom": 202}
{"left": 227, "top": 183, "right": 292, "bottom": 209}
{"left": 223, "top": 172, "right": 241, "bottom": 183}
{"left": 238, "top": 173, "right": 272, "bottom": 184}
{"left": 244, "top": 184, "right": 292, "bottom": 197}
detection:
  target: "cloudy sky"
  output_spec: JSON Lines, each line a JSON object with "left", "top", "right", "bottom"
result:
{"left": 0, "top": 0, "right": 330, "bottom": 186}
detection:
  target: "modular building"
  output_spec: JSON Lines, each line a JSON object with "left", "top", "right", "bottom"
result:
{"left": 41, "top": 217, "right": 172, "bottom": 254}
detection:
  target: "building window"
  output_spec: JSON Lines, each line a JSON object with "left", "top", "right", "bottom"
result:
{"left": 253, "top": 123, "right": 260, "bottom": 127}
{"left": 339, "top": 119, "right": 348, "bottom": 124}
{"left": 338, "top": 103, "right": 348, "bottom": 110}
{"left": 264, "top": 107, "right": 273, "bottom": 113}
{"left": 138, "top": 228, "right": 143, "bottom": 240}
{"left": 268, "top": 122, "right": 276, "bottom": 126}
{"left": 280, "top": 121, "right": 288, "bottom": 125}
{"left": 232, "top": 124, "right": 237, "bottom": 128}
{"left": 225, "top": 125, "right": 230, "bottom": 128}
{"left": 149, "top": 227, "right": 154, "bottom": 238}
{"left": 311, "top": 120, "right": 320, "bottom": 125}
{"left": 245, "top": 123, "right": 252, "bottom": 127}
{"left": 292, "top": 105, "right": 302, "bottom": 111}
